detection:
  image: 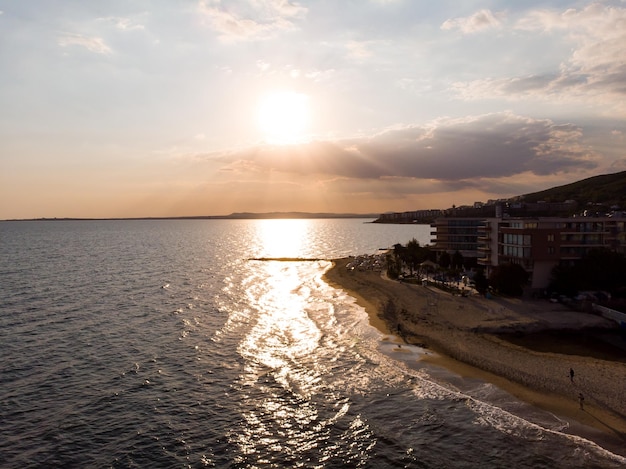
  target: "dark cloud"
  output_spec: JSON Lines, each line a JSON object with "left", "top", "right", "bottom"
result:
{"left": 501, "top": 74, "right": 559, "bottom": 93}
{"left": 214, "top": 112, "right": 597, "bottom": 180}
{"left": 471, "top": 67, "right": 626, "bottom": 100}
{"left": 609, "top": 158, "right": 626, "bottom": 171}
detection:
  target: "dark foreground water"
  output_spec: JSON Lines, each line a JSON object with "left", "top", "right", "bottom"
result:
{"left": 1, "top": 219, "right": 624, "bottom": 468}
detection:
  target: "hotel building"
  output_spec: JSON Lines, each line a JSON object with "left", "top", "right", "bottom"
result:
{"left": 431, "top": 214, "right": 626, "bottom": 291}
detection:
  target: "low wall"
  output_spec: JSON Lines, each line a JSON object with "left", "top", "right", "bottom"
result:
{"left": 592, "top": 303, "right": 626, "bottom": 327}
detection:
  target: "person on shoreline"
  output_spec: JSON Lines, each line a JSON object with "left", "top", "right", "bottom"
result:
{"left": 570, "top": 368, "right": 575, "bottom": 382}
{"left": 579, "top": 393, "right": 585, "bottom": 410}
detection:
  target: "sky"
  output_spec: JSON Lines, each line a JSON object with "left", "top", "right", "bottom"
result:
{"left": 1, "top": 0, "right": 625, "bottom": 219}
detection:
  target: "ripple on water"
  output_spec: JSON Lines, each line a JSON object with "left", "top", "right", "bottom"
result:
{"left": 2, "top": 220, "right": 626, "bottom": 468}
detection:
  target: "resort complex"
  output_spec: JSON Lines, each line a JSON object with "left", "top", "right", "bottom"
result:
{"left": 431, "top": 212, "right": 625, "bottom": 291}
{"left": 378, "top": 197, "right": 626, "bottom": 293}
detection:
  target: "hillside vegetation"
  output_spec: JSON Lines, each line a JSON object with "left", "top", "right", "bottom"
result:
{"left": 520, "top": 170, "right": 626, "bottom": 208}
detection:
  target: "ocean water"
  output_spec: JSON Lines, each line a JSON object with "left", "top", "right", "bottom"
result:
{"left": 1, "top": 219, "right": 624, "bottom": 468}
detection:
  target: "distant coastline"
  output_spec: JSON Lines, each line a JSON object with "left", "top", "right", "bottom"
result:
{"left": 1, "top": 212, "right": 381, "bottom": 222}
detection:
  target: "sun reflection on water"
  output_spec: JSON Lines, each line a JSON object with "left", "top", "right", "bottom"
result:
{"left": 233, "top": 260, "right": 355, "bottom": 463}
{"left": 239, "top": 261, "right": 321, "bottom": 387}
{"left": 227, "top": 221, "right": 383, "bottom": 463}
{"left": 255, "top": 219, "right": 313, "bottom": 258}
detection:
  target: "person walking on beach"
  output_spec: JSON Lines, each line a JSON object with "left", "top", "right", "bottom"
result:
{"left": 578, "top": 393, "right": 585, "bottom": 410}
{"left": 569, "top": 368, "right": 574, "bottom": 382}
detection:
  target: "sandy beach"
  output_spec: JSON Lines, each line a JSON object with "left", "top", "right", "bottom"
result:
{"left": 323, "top": 257, "right": 626, "bottom": 447}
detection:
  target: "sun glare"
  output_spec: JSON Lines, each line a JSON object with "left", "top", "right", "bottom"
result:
{"left": 257, "top": 91, "right": 311, "bottom": 144}
{"left": 257, "top": 219, "right": 311, "bottom": 258}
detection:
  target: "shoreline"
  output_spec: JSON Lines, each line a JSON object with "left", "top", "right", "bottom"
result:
{"left": 323, "top": 257, "right": 626, "bottom": 453}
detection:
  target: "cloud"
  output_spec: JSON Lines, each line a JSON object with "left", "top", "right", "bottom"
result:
{"left": 304, "top": 68, "right": 335, "bottom": 82}
{"left": 198, "top": 0, "right": 307, "bottom": 41}
{"left": 256, "top": 60, "right": 271, "bottom": 72}
{"left": 208, "top": 112, "right": 597, "bottom": 181}
{"left": 453, "top": 4, "right": 626, "bottom": 109}
{"left": 441, "top": 9, "right": 503, "bottom": 34}
{"left": 58, "top": 33, "right": 112, "bottom": 54}
{"left": 97, "top": 16, "right": 145, "bottom": 31}
{"left": 609, "top": 158, "right": 626, "bottom": 171}
{"left": 346, "top": 40, "right": 376, "bottom": 59}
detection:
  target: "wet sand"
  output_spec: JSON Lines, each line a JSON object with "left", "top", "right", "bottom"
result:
{"left": 323, "top": 257, "right": 626, "bottom": 449}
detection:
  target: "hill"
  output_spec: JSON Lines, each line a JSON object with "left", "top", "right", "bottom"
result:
{"left": 225, "top": 212, "right": 379, "bottom": 219}
{"left": 520, "top": 170, "right": 626, "bottom": 209}
{"left": 374, "top": 170, "right": 626, "bottom": 223}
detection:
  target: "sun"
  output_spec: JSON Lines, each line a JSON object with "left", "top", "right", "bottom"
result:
{"left": 257, "top": 91, "right": 311, "bottom": 144}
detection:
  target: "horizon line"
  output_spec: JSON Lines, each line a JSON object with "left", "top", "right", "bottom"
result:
{"left": 1, "top": 212, "right": 383, "bottom": 222}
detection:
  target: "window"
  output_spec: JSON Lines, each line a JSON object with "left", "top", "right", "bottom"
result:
{"left": 503, "top": 233, "right": 530, "bottom": 246}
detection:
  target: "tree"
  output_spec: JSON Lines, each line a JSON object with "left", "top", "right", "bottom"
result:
{"left": 406, "top": 238, "right": 429, "bottom": 276}
{"left": 547, "top": 264, "right": 578, "bottom": 297}
{"left": 452, "top": 250, "right": 464, "bottom": 270}
{"left": 576, "top": 248, "right": 626, "bottom": 294}
{"left": 489, "top": 263, "right": 529, "bottom": 296}
{"left": 422, "top": 245, "right": 435, "bottom": 263}
{"left": 473, "top": 269, "right": 489, "bottom": 295}
{"left": 388, "top": 239, "right": 437, "bottom": 279}
{"left": 386, "top": 252, "right": 401, "bottom": 279}
{"left": 549, "top": 248, "right": 626, "bottom": 297}
{"left": 438, "top": 251, "right": 451, "bottom": 269}
{"left": 390, "top": 238, "right": 434, "bottom": 277}
{"left": 390, "top": 243, "right": 406, "bottom": 276}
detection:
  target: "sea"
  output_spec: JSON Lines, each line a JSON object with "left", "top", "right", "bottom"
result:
{"left": 1, "top": 218, "right": 625, "bottom": 468}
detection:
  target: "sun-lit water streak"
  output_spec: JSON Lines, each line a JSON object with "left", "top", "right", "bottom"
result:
{"left": 231, "top": 260, "right": 377, "bottom": 465}
{"left": 239, "top": 262, "right": 322, "bottom": 390}
{"left": 254, "top": 219, "right": 314, "bottom": 258}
